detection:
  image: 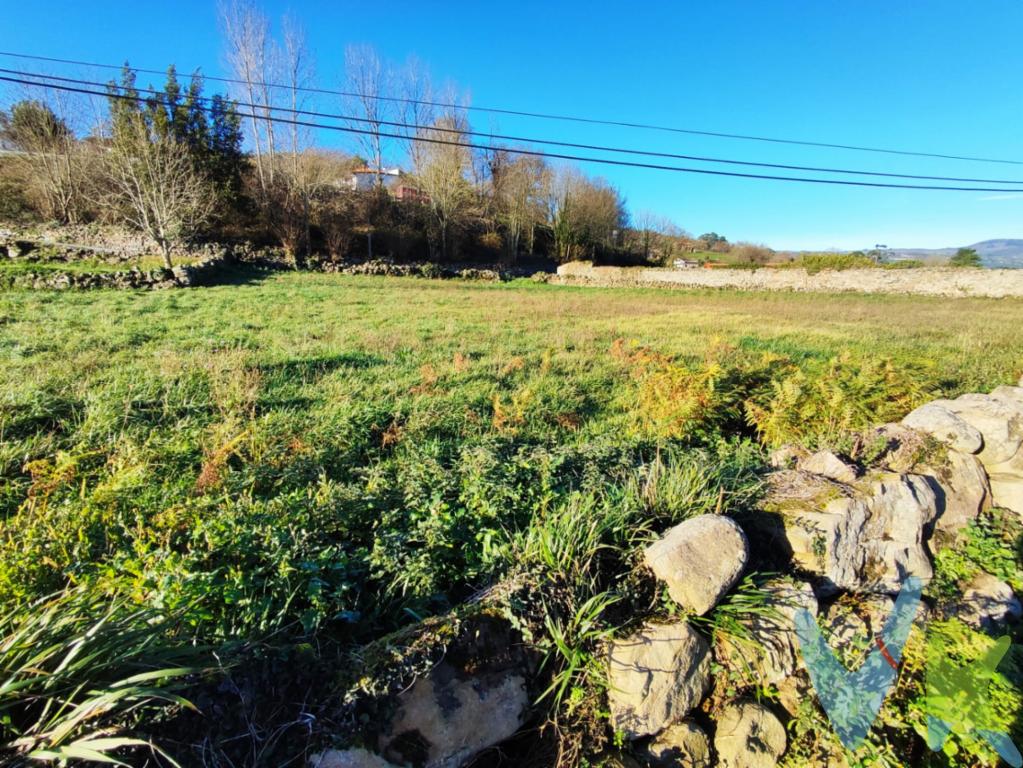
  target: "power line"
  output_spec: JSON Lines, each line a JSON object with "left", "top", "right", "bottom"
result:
{"left": 1, "top": 48, "right": 1021, "bottom": 168}
{"left": 8, "top": 67, "right": 1023, "bottom": 186}
{"left": 6, "top": 74, "right": 1023, "bottom": 193}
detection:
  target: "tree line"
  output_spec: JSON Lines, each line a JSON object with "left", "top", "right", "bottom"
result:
{"left": 0, "top": 0, "right": 748, "bottom": 269}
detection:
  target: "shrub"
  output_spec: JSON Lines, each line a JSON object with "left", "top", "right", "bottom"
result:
{"left": 781, "top": 252, "right": 878, "bottom": 274}
{"left": 950, "top": 247, "right": 982, "bottom": 268}
{"left": 729, "top": 242, "right": 774, "bottom": 265}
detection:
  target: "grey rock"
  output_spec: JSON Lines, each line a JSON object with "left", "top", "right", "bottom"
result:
{"left": 926, "top": 450, "right": 991, "bottom": 541}
{"left": 642, "top": 721, "right": 711, "bottom": 767}
{"left": 643, "top": 515, "right": 749, "bottom": 615}
{"left": 797, "top": 450, "right": 858, "bottom": 483}
{"left": 717, "top": 579, "right": 817, "bottom": 684}
{"left": 902, "top": 402, "right": 983, "bottom": 454}
{"left": 944, "top": 394, "right": 1023, "bottom": 465}
{"left": 607, "top": 621, "right": 711, "bottom": 739}
{"left": 868, "top": 424, "right": 990, "bottom": 541}
{"left": 988, "top": 473, "right": 1023, "bottom": 515}
{"left": 779, "top": 473, "right": 937, "bottom": 594}
{"left": 990, "top": 385, "right": 1023, "bottom": 409}
{"left": 379, "top": 662, "right": 528, "bottom": 768}
{"left": 956, "top": 572, "right": 1022, "bottom": 629}
{"left": 714, "top": 701, "right": 787, "bottom": 768}
{"left": 768, "top": 445, "right": 805, "bottom": 470}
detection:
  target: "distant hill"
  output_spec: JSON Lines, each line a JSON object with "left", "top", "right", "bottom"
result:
{"left": 886, "top": 239, "right": 1023, "bottom": 269}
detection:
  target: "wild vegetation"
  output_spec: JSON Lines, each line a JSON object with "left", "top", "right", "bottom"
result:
{"left": 0, "top": 271, "right": 1022, "bottom": 764}
{"left": 0, "top": 3, "right": 1021, "bottom": 766}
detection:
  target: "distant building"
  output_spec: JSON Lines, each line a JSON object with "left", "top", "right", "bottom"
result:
{"left": 342, "top": 166, "right": 427, "bottom": 202}
{"left": 673, "top": 258, "right": 701, "bottom": 269}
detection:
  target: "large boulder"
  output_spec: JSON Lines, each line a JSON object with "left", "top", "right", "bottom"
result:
{"left": 988, "top": 473, "right": 1023, "bottom": 515}
{"left": 990, "top": 385, "right": 1023, "bottom": 409}
{"left": 642, "top": 721, "right": 712, "bottom": 767}
{"left": 955, "top": 572, "right": 1022, "bottom": 630}
{"left": 378, "top": 661, "right": 528, "bottom": 768}
{"left": 643, "top": 515, "right": 749, "bottom": 615}
{"left": 902, "top": 402, "right": 983, "bottom": 454}
{"left": 717, "top": 579, "right": 818, "bottom": 685}
{"left": 982, "top": 438, "right": 1023, "bottom": 514}
{"left": 858, "top": 423, "right": 989, "bottom": 541}
{"left": 714, "top": 701, "right": 787, "bottom": 768}
{"left": 777, "top": 473, "right": 937, "bottom": 594}
{"left": 607, "top": 621, "right": 711, "bottom": 738}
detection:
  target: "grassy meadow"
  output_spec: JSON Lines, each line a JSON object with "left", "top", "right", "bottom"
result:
{"left": 2, "top": 270, "right": 1023, "bottom": 765}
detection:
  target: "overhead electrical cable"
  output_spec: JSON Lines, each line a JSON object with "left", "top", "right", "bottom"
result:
{"left": 7, "top": 67, "right": 1023, "bottom": 186}
{"left": 5, "top": 74, "right": 1023, "bottom": 193}
{"left": 1, "top": 49, "right": 1021, "bottom": 167}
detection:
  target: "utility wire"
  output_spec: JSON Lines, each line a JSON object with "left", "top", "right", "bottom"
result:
{"left": 8, "top": 67, "right": 1023, "bottom": 186}
{"left": 6, "top": 74, "right": 1023, "bottom": 193}
{"left": 1, "top": 49, "right": 1021, "bottom": 167}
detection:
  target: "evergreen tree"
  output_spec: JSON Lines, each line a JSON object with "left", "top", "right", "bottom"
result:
{"left": 950, "top": 247, "right": 982, "bottom": 268}
{"left": 107, "top": 64, "right": 245, "bottom": 204}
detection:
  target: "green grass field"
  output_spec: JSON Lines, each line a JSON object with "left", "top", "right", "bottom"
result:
{"left": 2, "top": 271, "right": 1022, "bottom": 764}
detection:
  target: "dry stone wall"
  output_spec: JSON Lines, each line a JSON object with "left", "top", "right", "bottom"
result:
{"left": 554, "top": 260, "right": 1023, "bottom": 298}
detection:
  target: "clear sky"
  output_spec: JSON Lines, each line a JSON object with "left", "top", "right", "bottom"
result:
{"left": 4, "top": 1, "right": 1022, "bottom": 250}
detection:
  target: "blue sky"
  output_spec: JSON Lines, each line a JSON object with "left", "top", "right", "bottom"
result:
{"left": 4, "top": 1, "right": 1023, "bottom": 249}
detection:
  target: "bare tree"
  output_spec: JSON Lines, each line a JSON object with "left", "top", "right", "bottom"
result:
{"left": 269, "top": 13, "right": 316, "bottom": 260}
{"left": 493, "top": 152, "right": 548, "bottom": 259}
{"left": 414, "top": 113, "right": 474, "bottom": 260}
{"left": 106, "top": 118, "right": 216, "bottom": 268}
{"left": 543, "top": 165, "right": 584, "bottom": 261}
{"left": 543, "top": 165, "right": 626, "bottom": 262}
{"left": 343, "top": 44, "right": 392, "bottom": 184}
{"left": 281, "top": 14, "right": 313, "bottom": 166}
{"left": 220, "top": 1, "right": 319, "bottom": 261}
{"left": 219, "top": 0, "right": 277, "bottom": 192}
{"left": 397, "top": 56, "right": 434, "bottom": 174}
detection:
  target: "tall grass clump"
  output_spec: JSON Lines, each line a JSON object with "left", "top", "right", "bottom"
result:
{"left": 0, "top": 586, "right": 203, "bottom": 766}
{"left": 500, "top": 443, "right": 765, "bottom": 760}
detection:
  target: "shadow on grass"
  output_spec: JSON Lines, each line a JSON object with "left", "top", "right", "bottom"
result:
{"left": 258, "top": 352, "right": 384, "bottom": 381}
{"left": 200, "top": 264, "right": 284, "bottom": 288}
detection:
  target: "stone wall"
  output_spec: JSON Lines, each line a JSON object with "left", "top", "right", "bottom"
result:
{"left": 554, "top": 260, "right": 1023, "bottom": 298}
{"left": 0, "top": 247, "right": 235, "bottom": 290}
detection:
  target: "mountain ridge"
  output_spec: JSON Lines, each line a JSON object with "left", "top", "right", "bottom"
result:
{"left": 886, "top": 238, "right": 1023, "bottom": 268}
